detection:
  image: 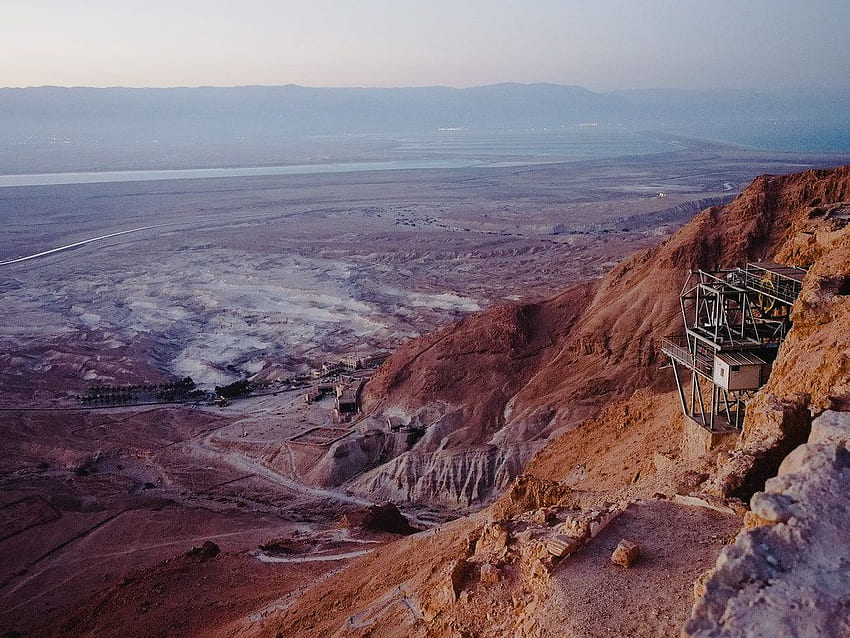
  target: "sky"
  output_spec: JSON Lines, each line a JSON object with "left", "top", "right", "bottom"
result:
{"left": 2, "top": 0, "right": 850, "bottom": 91}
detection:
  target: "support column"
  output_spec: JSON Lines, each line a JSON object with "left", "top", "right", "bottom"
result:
{"left": 671, "top": 360, "right": 687, "bottom": 416}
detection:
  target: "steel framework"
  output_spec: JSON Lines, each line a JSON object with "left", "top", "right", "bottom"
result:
{"left": 661, "top": 262, "right": 806, "bottom": 431}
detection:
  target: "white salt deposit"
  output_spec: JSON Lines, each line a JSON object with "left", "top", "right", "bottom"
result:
{"left": 3, "top": 239, "right": 485, "bottom": 386}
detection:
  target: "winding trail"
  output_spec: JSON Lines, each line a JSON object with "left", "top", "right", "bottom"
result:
{"left": 188, "top": 434, "right": 374, "bottom": 507}
{"left": 0, "top": 225, "right": 166, "bottom": 266}
{"left": 254, "top": 549, "right": 372, "bottom": 563}
{"left": 0, "top": 523, "right": 283, "bottom": 614}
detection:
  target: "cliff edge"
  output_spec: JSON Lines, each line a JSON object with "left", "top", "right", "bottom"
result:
{"left": 334, "top": 166, "right": 850, "bottom": 507}
{"left": 249, "top": 165, "right": 850, "bottom": 638}
{"left": 685, "top": 411, "right": 850, "bottom": 637}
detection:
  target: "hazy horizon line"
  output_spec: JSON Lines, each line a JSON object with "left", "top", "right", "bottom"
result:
{"left": 3, "top": 82, "right": 849, "bottom": 93}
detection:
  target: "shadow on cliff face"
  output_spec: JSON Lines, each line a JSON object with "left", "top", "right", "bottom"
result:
{"left": 729, "top": 404, "right": 813, "bottom": 502}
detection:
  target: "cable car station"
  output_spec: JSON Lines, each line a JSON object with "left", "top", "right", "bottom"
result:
{"left": 661, "top": 262, "right": 807, "bottom": 436}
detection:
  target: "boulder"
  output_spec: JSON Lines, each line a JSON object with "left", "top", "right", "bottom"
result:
{"left": 338, "top": 502, "right": 417, "bottom": 535}
{"left": 610, "top": 539, "right": 640, "bottom": 567}
{"left": 186, "top": 541, "right": 220, "bottom": 560}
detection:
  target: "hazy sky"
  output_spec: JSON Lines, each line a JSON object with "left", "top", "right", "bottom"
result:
{"left": 3, "top": 0, "right": 849, "bottom": 90}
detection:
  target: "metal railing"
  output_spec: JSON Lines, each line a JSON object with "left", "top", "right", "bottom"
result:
{"left": 661, "top": 336, "right": 713, "bottom": 376}
{"left": 741, "top": 264, "right": 805, "bottom": 306}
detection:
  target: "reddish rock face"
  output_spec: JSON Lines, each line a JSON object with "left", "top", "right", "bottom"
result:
{"left": 368, "top": 167, "right": 850, "bottom": 425}
{"left": 359, "top": 165, "right": 850, "bottom": 506}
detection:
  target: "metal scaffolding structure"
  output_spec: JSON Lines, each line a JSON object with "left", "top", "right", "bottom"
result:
{"left": 661, "top": 262, "right": 806, "bottom": 432}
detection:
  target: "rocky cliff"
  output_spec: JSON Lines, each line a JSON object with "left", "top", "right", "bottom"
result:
{"left": 685, "top": 411, "right": 850, "bottom": 638}
{"left": 310, "top": 166, "right": 850, "bottom": 508}
{"left": 245, "top": 165, "right": 850, "bottom": 638}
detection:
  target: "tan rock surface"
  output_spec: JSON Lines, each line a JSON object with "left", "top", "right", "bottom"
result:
{"left": 537, "top": 500, "right": 740, "bottom": 638}
{"left": 684, "top": 411, "right": 850, "bottom": 637}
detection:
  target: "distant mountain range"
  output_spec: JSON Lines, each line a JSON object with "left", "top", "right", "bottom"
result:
{"left": 0, "top": 84, "right": 623, "bottom": 142}
{"left": 2, "top": 84, "right": 848, "bottom": 172}
{"left": 3, "top": 83, "right": 849, "bottom": 139}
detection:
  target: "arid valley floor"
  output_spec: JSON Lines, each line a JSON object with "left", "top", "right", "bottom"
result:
{"left": 0, "top": 139, "right": 846, "bottom": 636}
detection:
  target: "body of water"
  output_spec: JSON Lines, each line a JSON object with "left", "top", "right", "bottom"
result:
{"left": 0, "top": 129, "right": 678, "bottom": 188}
{"left": 0, "top": 159, "right": 483, "bottom": 188}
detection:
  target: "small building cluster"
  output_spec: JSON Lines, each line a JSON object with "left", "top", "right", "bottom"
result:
{"left": 303, "top": 377, "right": 368, "bottom": 423}
{"left": 312, "top": 352, "right": 388, "bottom": 378}
{"left": 303, "top": 351, "right": 387, "bottom": 424}
{"left": 332, "top": 380, "right": 363, "bottom": 423}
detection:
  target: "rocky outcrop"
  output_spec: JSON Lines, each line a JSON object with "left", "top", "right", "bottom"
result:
{"left": 245, "top": 166, "right": 850, "bottom": 638}
{"left": 338, "top": 502, "right": 417, "bottom": 535}
{"left": 684, "top": 411, "right": 850, "bottom": 637}
{"left": 703, "top": 181, "right": 850, "bottom": 499}
{"left": 355, "top": 166, "right": 850, "bottom": 509}
{"left": 185, "top": 541, "right": 221, "bottom": 561}
{"left": 610, "top": 539, "right": 640, "bottom": 567}
{"left": 348, "top": 442, "right": 536, "bottom": 508}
